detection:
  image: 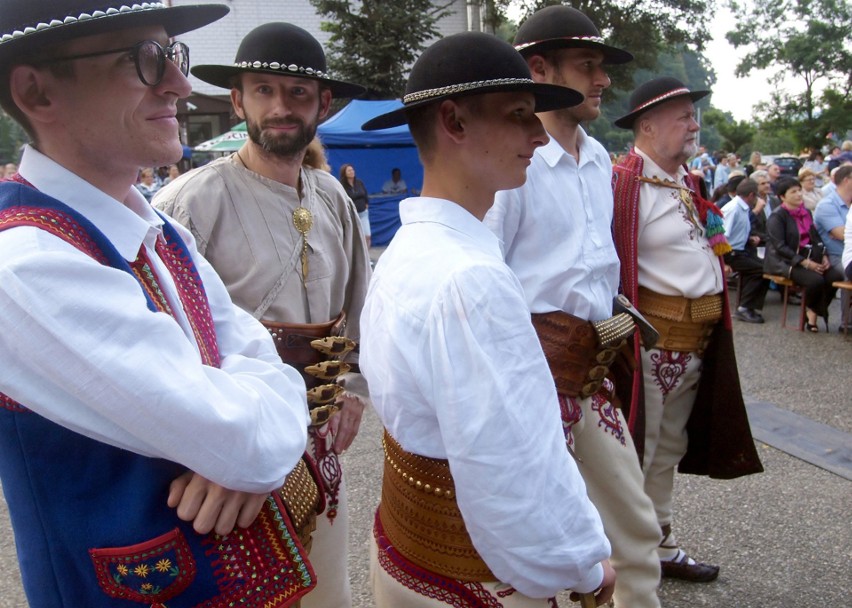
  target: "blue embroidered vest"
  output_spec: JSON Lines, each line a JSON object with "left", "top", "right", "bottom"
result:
{"left": 0, "top": 182, "right": 314, "bottom": 607}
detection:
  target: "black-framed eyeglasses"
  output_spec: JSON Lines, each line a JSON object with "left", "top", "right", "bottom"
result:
{"left": 40, "top": 40, "right": 189, "bottom": 87}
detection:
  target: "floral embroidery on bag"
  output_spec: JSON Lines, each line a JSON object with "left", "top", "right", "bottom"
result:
{"left": 90, "top": 527, "right": 196, "bottom": 605}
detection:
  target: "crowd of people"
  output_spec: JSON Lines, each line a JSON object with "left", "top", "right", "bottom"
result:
{"left": 0, "top": 2, "right": 845, "bottom": 608}
{"left": 692, "top": 145, "right": 852, "bottom": 332}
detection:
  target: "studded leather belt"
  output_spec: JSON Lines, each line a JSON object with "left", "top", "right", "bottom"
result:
{"left": 531, "top": 310, "right": 635, "bottom": 399}
{"left": 378, "top": 431, "right": 497, "bottom": 582}
{"left": 261, "top": 312, "right": 356, "bottom": 426}
{"left": 637, "top": 287, "right": 723, "bottom": 355}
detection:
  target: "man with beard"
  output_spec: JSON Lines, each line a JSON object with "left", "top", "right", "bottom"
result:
{"left": 485, "top": 6, "right": 662, "bottom": 607}
{"left": 611, "top": 77, "right": 763, "bottom": 583}
{"left": 155, "top": 22, "right": 371, "bottom": 608}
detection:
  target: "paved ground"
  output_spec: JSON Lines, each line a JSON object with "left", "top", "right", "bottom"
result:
{"left": 1, "top": 287, "right": 850, "bottom": 607}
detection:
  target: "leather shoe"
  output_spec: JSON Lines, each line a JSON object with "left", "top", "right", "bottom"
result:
{"left": 733, "top": 308, "right": 765, "bottom": 323}
{"left": 660, "top": 555, "right": 720, "bottom": 582}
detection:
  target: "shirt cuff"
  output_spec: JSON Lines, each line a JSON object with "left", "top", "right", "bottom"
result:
{"left": 572, "top": 562, "right": 604, "bottom": 594}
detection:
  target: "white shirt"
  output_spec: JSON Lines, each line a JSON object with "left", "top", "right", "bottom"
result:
{"left": 634, "top": 147, "right": 725, "bottom": 298}
{"left": 486, "top": 129, "right": 620, "bottom": 321}
{"left": 360, "top": 197, "right": 609, "bottom": 598}
{"left": 843, "top": 203, "right": 852, "bottom": 271}
{"left": 0, "top": 146, "right": 309, "bottom": 493}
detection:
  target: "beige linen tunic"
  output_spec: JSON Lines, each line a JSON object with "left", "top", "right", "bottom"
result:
{"left": 155, "top": 154, "right": 371, "bottom": 352}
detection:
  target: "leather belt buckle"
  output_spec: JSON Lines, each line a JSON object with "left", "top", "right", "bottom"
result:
{"left": 305, "top": 360, "right": 351, "bottom": 380}
{"left": 307, "top": 383, "right": 343, "bottom": 405}
{"left": 310, "top": 336, "right": 356, "bottom": 356}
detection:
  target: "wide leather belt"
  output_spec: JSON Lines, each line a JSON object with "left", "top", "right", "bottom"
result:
{"left": 378, "top": 431, "right": 497, "bottom": 582}
{"left": 637, "top": 287, "right": 723, "bottom": 354}
{"left": 531, "top": 310, "right": 635, "bottom": 399}
{"left": 261, "top": 312, "right": 356, "bottom": 426}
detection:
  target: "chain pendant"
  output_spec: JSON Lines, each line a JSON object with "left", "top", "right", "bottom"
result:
{"left": 293, "top": 206, "right": 313, "bottom": 285}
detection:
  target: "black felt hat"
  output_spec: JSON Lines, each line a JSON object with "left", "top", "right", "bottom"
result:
{"left": 362, "top": 31, "right": 583, "bottom": 131}
{"left": 0, "top": 1, "right": 228, "bottom": 67}
{"left": 614, "top": 76, "right": 710, "bottom": 129}
{"left": 192, "top": 22, "right": 366, "bottom": 99}
{"left": 513, "top": 5, "right": 633, "bottom": 65}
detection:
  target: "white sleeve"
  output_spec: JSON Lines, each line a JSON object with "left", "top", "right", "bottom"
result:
{"left": 0, "top": 227, "right": 309, "bottom": 493}
{"left": 422, "top": 265, "right": 609, "bottom": 597}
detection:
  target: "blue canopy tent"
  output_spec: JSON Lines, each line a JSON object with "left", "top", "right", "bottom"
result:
{"left": 318, "top": 100, "right": 421, "bottom": 246}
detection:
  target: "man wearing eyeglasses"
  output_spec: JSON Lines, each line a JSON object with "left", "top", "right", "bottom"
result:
{"left": 0, "top": 2, "right": 318, "bottom": 607}
{"left": 155, "top": 22, "right": 371, "bottom": 608}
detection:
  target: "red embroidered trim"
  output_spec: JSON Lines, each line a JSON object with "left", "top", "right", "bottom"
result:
{"left": 89, "top": 527, "right": 196, "bottom": 604}
{"left": 373, "top": 510, "right": 505, "bottom": 608}
{"left": 649, "top": 350, "right": 692, "bottom": 398}
{"left": 309, "top": 424, "right": 341, "bottom": 522}
{"left": 197, "top": 493, "right": 316, "bottom": 607}
{"left": 589, "top": 381, "right": 626, "bottom": 447}
{"left": 155, "top": 238, "right": 221, "bottom": 368}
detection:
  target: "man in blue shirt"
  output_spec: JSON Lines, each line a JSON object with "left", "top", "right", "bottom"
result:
{"left": 814, "top": 165, "right": 852, "bottom": 329}
{"left": 721, "top": 178, "right": 769, "bottom": 323}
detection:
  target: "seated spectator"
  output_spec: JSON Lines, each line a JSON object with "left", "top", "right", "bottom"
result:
{"left": 162, "top": 164, "right": 182, "bottom": 185}
{"left": 745, "top": 151, "right": 762, "bottom": 176}
{"left": 135, "top": 168, "right": 160, "bottom": 203}
{"left": 381, "top": 167, "right": 407, "bottom": 194}
{"left": 722, "top": 178, "right": 770, "bottom": 323}
{"left": 813, "top": 165, "right": 852, "bottom": 330}
{"left": 716, "top": 173, "right": 746, "bottom": 207}
{"left": 844, "top": 193, "right": 852, "bottom": 281}
{"left": 803, "top": 150, "right": 828, "bottom": 188}
{"left": 3, "top": 162, "right": 17, "bottom": 178}
{"left": 828, "top": 140, "right": 852, "bottom": 172}
{"left": 764, "top": 177, "right": 844, "bottom": 332}
{"left": 798, "top": 168, "right": 822, "bottom": 210}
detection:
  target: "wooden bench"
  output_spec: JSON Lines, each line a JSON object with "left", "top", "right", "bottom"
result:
{"left": 832, "top": 281, "right": 852, "bottom": 336}
{"left": 764, "top": 274, "right": 806, "bottom": 330}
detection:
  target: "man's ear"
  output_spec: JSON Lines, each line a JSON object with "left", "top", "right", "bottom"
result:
{"left": 230, "top": 88, "right": 246, "bottom": 119}
{"left": 318, "top": 88, "right": 332, "bottom": 120}
{"left": 437, "top": 99, "right": 466, "bottom": 143}
{"left": 526, "top": 54, "right": 548, "bottom": 83}
{"left": 9, "top": 65, "right": 56, "bottom": 127}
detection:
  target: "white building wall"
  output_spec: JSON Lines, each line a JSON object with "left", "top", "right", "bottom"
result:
{"left": 172, "top": 0, "right": 472, "bottom": 96}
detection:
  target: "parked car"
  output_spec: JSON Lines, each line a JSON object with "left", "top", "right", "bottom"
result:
{"left": 766, "top": 155, "right": 803, "bottom": 176}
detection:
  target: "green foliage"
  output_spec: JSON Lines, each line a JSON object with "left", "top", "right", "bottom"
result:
{"left": 309, "top": 0, "right": 454, "bottom": 99}
{"left": 495, "top": 0, "right": 712, "bottom": 92}
{"left": 725, "top": 0, "right": 852, "bottom": 150}
{"left": 0, "top": 111, "right": 26, "bottom": 164}
{"left": 701, "top": 108, "right": 755, "bottom": 156}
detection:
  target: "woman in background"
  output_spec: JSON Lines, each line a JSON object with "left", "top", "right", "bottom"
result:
{"left": 764, "top": 177, "right": 843, "bottom": 331}
{"left": 339, "top": 163, "right": 371, "bottom": 248}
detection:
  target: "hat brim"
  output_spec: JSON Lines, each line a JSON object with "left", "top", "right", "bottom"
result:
{"left": 516, "top": 38, "right": 634, "bottom": 65}
{"left": 614, "top": 89, "right": 710, "bottom": 129}
{"left": 0, "top": 4, "right": 228, "bottom": 65}
{"left": 191, "top": 64, "right": 366, "bottom": 98}
{"left": 362, "top": 82, "right": 583, "bottom": 131}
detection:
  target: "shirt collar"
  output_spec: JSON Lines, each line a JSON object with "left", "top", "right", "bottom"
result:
{"left": 17, "top": 145, "right": 163, "bottom": 261}
{"left": 634, "top": 146, "right": 688, "bottom": 183}
{"left": 399, "top": 196, "right": 502, "bottom": 259}
{"left": 537, "top": 126, "right": 600, "bottom": 169}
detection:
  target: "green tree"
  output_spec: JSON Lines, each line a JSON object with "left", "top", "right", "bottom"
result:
{"left": 701, "top": 108, "right": 755, "bottom": 157}
{"left": 309, "top": 0, "right": 453, "bottom": 99}
{"left": 0, "top": 111, "right": 26, "bottom": 165}
{"left": 495, "top": 0, "right": 712, "bottom": 92}
{"left": 726, "top": 0, "right": 852, "bottom": 150}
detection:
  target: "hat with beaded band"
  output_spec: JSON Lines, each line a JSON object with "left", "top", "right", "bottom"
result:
{"left": 513, "top": 5, "right": 633, "bottom": 65}
{"left": 614, "top": 76, "right": 710, "bottom": 129}
{"left": 0, "top": 1, "right": 228, "bottom": 67}
{"left": 191, "top": 22, "right": 366, "bottom": 99}
{"left": 362, "top": 31, "right": 583, "bottom": 131}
